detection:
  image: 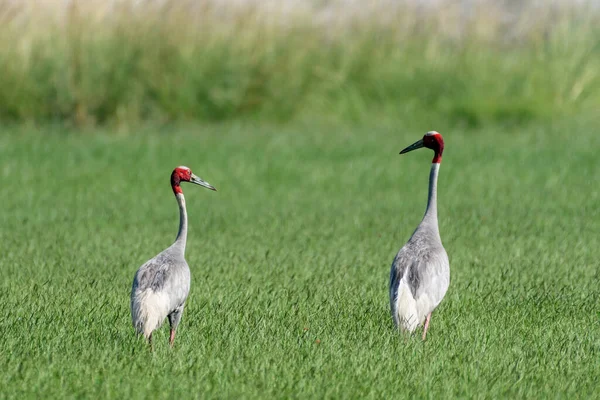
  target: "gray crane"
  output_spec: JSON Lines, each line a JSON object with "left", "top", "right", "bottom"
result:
{"left": 389, "top": 131, "right": 450, "bottom": 340}
{"left": 130, "top": 166, "right": 216, "bottom": 347}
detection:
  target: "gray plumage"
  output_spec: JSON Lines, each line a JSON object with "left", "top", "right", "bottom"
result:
{"left": 130, "top": 166, "right": 215, "bottom": 347}
{"left": 389, "top": 132, "right": 450, "bottom": 339}
{"left": 130, "top": 229, "right": 190, "bottom": 342}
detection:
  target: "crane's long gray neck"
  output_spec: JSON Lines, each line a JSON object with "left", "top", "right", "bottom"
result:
{"left": 422, "top": 163, "right": 440, "bottom": 225}
{"left": 174, "top": 193, "right": 188, "bottom": 254}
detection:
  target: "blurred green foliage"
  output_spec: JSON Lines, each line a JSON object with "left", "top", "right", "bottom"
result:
{"left": 0, "top": 0, "right": 598, "bottom": 128}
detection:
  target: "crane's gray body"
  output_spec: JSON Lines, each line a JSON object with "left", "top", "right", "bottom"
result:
{"left": 131, "top": 193, "right": 191, "bottom": 339}
{"left": 389, "top": 163, "right": 450, "bottom": 332}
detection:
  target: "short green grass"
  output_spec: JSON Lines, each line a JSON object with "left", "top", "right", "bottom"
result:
{"left": 0, "top": 121, "right": 599, "bottom": 398}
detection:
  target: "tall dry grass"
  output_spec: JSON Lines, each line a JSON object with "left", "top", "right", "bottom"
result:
{"left": 0, "top": 0, "right": 598, "bottom": 128}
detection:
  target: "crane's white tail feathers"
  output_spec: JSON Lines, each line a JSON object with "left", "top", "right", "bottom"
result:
{"left": 131, "top": 289, "right": 170, "bottom": 339}
{"left": 394, "top": 280, "right": 420, "bottom": 333}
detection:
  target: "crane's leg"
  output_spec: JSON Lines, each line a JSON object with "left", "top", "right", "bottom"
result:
{"left": 422, "top": 313, "right": 432, "bottom": 341}
{"left": 169, "top": 329, "right": 176, "bottom": 347}
{"left": 148, "top": 332, "right": 153, "bottom": 351}
{"left": 168, "top": 306, "right": 184, "bottom": 348}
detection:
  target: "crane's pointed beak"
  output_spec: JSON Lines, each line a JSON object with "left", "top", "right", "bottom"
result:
{"left": 190, "top": 174, "right": 217, "bottom": 191}
{"left": 400, "top": 139, "right": 424, "bottom": 154}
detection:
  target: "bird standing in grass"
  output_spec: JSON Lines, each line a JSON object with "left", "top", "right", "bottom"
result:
{"left": 389, "top": 131, "right": 450, "bottom": 340}
{"left": 131, "top": 166, "right": 216, "bottom": 347}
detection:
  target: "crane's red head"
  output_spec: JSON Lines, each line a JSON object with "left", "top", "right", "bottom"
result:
{"left": 399, "top": 131, "right": 444, "bottom": 163}
{"left": 170, "top": 165, "right": 216, "bottom": 195}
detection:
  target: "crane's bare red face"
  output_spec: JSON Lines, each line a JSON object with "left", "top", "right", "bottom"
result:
{"left": 400, "top": 131, "right": 445, "bottom": 163}
{"left": 171, "top": 166, "right": 216, "bottom": 194}
{"left": 174, "top": 166, "right": 193, "bottom": 182}
{"left": 423, "top": 131, "right": 444, "bottom": 154}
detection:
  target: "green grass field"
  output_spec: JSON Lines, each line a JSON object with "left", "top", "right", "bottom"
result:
{"left": 0, "top": 121, "right": 598, "bottom": 398}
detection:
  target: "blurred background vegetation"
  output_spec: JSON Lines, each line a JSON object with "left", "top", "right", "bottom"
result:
{"left": 0, "top": 0, "right": 598, "bottom": 130}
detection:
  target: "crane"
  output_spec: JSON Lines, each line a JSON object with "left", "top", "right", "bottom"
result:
{"left": 130, "top": 166, "right": 216, "bottom": 347}
{"left": 389, "top": 131, "right": 450, "bottom": 340}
